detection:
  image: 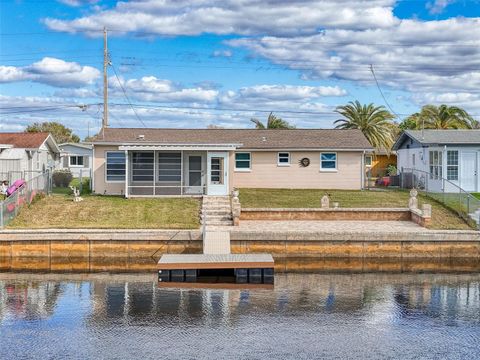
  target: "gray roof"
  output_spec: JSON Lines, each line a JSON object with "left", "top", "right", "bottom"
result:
{"left": 93, "top": 128, "right": 373, "bottom": 150}
{"left": 393, "top": 130, "right": 480, "bottom": 149}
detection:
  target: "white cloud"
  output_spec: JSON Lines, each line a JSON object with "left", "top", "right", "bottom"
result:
{"left": 108, "top": 76, "right": 219, "bottom": 103}
{"left": 57, "top": 0, "right": 99, "bottom": 7}
{"left": 212, "top": 50, "right": 233, "bottom": 58}
{"left": 44, "top": 0, "right": 398, "bottom": 36}
{"left": 426, "top": 0, "right": 456, "bottom": 15}
{"left": 0, "top": 57, "right": 100, "bottom": 87}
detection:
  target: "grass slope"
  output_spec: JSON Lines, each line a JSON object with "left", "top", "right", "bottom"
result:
{"left": 239, "top": 188, "right": 472, "bottom": 230}
{"left": 8, "top": 194, "right": 201, "bottom": 229}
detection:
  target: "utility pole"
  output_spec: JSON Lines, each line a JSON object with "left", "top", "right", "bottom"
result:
{"left": 102, "top": 27, "right": 109, "bottom": 130}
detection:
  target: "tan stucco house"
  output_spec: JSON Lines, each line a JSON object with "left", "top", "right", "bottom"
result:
{"left": 91, "top": 128, "right": 373, "bottom": 197}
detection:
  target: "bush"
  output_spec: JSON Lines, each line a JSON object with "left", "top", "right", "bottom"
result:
{"left": 52, "top": 170, "right": 73, "bottom": 188}
{"left": 70, "top": 177, "right": 91, "bottom": 195}
{"left": 386, "top": 164, "right": 397, "bottom": 176}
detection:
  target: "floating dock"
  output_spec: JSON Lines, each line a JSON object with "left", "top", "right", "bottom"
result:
{"left": 157, "top": 253, "right": 274, "bottom": 284}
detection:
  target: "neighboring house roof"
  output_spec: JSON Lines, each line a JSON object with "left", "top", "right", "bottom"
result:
{"left": 93, "top": 128, "right": 373, "bottom": 150}
{"left": 0, "top": 132, "right": 60, "bottom": 153}
{"left": 59, "top": 142, "right": 93, "bottom": 150}
{"left": 393, "top": 130, "right": 480, "bottom": 150}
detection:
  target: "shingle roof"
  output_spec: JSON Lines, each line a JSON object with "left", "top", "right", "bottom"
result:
{"left": 0, "top": 132, "right": 50, "bottom": 149}
{"left": 93, "top": 128, "right": 372, "bottom": 150}
{"left": 393, "top": 130, "right": 480, "bottom": 149}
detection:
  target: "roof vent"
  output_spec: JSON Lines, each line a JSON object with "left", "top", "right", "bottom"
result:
{"left": 137, "top": 134, "right": 145, "bottom": 140}
{"left": 262, "top": 136, "right": 267, "bottom": 142}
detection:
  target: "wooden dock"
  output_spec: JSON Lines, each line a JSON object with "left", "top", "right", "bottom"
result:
{"left": 157, "top": 253, "right": 274, "bottom": 284}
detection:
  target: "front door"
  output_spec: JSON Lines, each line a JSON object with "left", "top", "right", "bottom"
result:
{"left": 461, "top": 151, "right": 477, "bottom": 192}
{"left": 187, "top": 155, "right": 203, "bottom": 194}
{"left": 207, "top": 152, "right": 229, "bottom": 195}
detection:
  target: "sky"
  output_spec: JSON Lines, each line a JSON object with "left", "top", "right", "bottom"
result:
{"left": 1, "top": 0, "right": 480, "bottom": 139}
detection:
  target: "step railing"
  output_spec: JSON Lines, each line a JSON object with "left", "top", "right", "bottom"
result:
{"left": 400, "top": 168, "right": 480, "bottom": 229}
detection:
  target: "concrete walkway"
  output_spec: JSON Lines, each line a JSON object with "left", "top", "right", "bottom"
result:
{"left": 211, "top": 220, "right": 430, "bottom": 233}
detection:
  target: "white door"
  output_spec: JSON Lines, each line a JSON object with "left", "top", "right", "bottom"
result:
{"left": 461, "top": 151, "right": 477, "bottom": 192}
{"left": 207, "top": 152, "right": 229, "bottom": 195}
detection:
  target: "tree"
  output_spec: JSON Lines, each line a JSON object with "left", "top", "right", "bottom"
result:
{"left": 250, "top": 112, "right": 295, "bottom": 129}
{"left": 334, "top": 101, "right": 396, "bottom": 152}
{"left": 26, "top": 122, "right": 80, "bottom": 144}
{"left": 404, "top": 104, "right": 474, "bottom": 130}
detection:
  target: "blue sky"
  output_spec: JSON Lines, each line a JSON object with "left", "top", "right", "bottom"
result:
{"left": 1, "top": 0, "right": 480, "bottom": 138}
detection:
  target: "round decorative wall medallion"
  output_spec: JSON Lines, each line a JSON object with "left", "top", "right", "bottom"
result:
{"left": 299, "top": 157, "right": 310, "bottom": 167}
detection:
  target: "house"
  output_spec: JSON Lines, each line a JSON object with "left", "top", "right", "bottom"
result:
{"left": 57, "top": 143, "right": 93, "bottom": 178}
{"left": 0, "top": 132, "right": 60, "bottom": 183}
{"left": 91, "top": 128, "right": 373, "bottom": 197}
{"left": 393, "top": 130, "right": 480, "bottom": 192}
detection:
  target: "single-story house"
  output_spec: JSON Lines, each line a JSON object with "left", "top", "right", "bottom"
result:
{"left": 57, "top": 142, "right": 93, "bottom": 178}
{"left": 393, "top": 130, "right": 480, "bottom": 192}
{"left": 91, "top": 128, "right": 373, "bottom": 197}
{"left": 0, "top": 132, "right": 60, "bottom": 183}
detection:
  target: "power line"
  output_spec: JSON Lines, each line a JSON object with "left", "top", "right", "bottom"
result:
{"left": 369, "top": 64, "right": 402, "bottom": 120}
{"left": 110, "top": 63, "right": 147, "bottom": 128}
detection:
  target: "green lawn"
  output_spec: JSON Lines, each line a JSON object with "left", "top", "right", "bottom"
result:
{"left": 473, "top": 193, "right": 480, "bottom": 200}
{"left": 8, "top": 194, "right": 201, "bottom": 229}
{"left": 239, "top": 188, "right": 473, "bottom": 230}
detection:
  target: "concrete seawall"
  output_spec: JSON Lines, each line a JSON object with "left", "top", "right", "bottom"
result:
{"left": 0, "top": 228, "right": 479, "bottom": 260}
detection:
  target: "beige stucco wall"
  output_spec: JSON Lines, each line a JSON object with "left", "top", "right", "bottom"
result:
{"left": 93, "top": 145, "right": 125, "bottom": 195}
{"left": 231, "top": 151, "right": 364, "bottom": 190}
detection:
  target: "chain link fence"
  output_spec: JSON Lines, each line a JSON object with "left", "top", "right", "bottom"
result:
{"left": 399, "top": 168, "right": 480, "bottom": 229}
{"left": 0, "top": 171, "right": 52, "bottom": 228}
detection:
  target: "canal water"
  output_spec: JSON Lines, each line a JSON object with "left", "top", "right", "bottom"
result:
{"left": 1, "top": 273, "right": 479, "bottom": 359}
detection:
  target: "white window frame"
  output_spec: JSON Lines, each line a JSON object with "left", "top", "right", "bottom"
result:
{"left": 365, "top": 155, "right": 372, "bottom": 167}
{"left": 429, "top": 150, "right": 443, "bottom": 180}
{"left": 234, "top": 152, "right": 251, "bottom": 172}
{"left": 69, "top": 155, "right": 84, "bottom": 167}
{"left": 105, "top": 151, "right": 126, "bottom": 183}
{"left": 320, "top": 152, "right": 337, "bottom": 172}
{"left": 277, "top": 152, "right": 290, "bottom": 166}
{"left": 446, "top": 150, "right": 459, "bottom": 181}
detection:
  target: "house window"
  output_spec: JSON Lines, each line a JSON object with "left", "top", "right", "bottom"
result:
{"left": 158, "top": 152, "right": 181, "bottom": 182}
{"left": 235, "top": 152, "right": 251, "bottom": 170}
{"left": 365, "top": 155, "right": 372, "bottom": 167}
{"left": 320, "top": 152, "right": 337, "bottom": 171}
{"left": 106, "top": 152, "right": 126, "bottom": 182}
{"left": 412, "top": 154, "right": 416, "bottom": 167}
{"left": 429, "top": 150, "right": 443, "bottom": 180}
{"left": 447, "top": 150, "right": 459, "bottom": 181}
{"left": 277, "top": 152, "right": 290, "bottom": 166}
{"left": 69, "top": 155, "right": 84, "bottom": 167}
{"left": 36, "top": 152, "right": 40, "bottom": 170}
{"left": 131, "top": 152, "right": 154, "bottom": 182}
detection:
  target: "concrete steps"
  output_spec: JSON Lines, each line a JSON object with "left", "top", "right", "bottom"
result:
{"left": 201, "top": 196, "right": 233, "bottom": 227}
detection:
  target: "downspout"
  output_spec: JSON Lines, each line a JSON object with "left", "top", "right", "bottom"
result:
{"left": 361, "top": 150, "right": 366, "bottom": 190}
{"left": 91, "top": 145, "right": 95, "bottom": 193}
{"left": 124, "top": 150, "right": 129, "bottom": 198}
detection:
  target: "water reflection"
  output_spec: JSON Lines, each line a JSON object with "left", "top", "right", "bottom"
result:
{"left": 1, "top": 273, "right": 479, "bottom": 359}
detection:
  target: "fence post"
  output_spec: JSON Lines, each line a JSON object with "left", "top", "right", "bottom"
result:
{"left": 0, "top": 201, "right": 3, "bottom": 229}
{"left": 79, "top": 169, "right": 83, "bottom": 195}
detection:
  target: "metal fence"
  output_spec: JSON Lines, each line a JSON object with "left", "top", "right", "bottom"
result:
{"left": 0, "top": 170, "right": 44, "bottom": 184}
{"left": 365, "top": 167, "right": 400, "bottom": 189}
{"left": 399, "top": 168, "right": 480, "bottom": 229}
{"left": 0, "top": 171, "right": 51, "bottom": 229}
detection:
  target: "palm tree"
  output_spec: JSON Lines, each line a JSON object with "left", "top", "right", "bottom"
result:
{"left": 405, "top": 104, "right": 474, "bottom": 129}
{"left": 334, "top": 101, "right": 395, "bottom": 152}
{"left": 250, "top": 112, "right": 295, "bottom": 129}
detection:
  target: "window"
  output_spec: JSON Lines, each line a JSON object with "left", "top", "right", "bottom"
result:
{"left": 429, "top": 150, "right": 443, "bottom": 180}
{"left": 412, "top": 154, "right": 416, "bottom": 167}
{"left": 235, "top": 152, "right": 251, "bottom": 170}
{"left": 447, "top": 150, "right": 459, "bottom": 181}
{"left": 278, "top": 152, "right": 290, "bottom": 166}
{"left": 106, "top": 152, "right": 126, "bottom": 182}
{"left": 365, "top": 155, "right": 372, "bottom": 167}
{"left": 320, "top": 152, "right": 337, "bottom": 171}
{"left": 158, "top": 152, "right": 181, "bottom": 182}
{"left": 131, "top": 152, "right": 154, "bottom": 182}
{"left": 69, "top": 155, "right": 84, "bottom": 167}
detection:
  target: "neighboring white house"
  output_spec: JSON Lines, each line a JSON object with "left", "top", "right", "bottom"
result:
{"left": 0, "top": 132, "right": 60, "bottom": 183}
{"left": 393, "top": 130, "right": 480, "bottom": 193}
{"left": 58, "top": 143, "right": 93, "bottom": 178}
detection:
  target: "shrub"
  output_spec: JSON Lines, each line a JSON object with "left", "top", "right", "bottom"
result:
{"left": 386, "top": 164, "right": 397, "bottom": 176}
{"left": 52, "top": 169, "right": 73, "bottom": 188}
{"left": 69, "top": 177, "right": 91, "bottom": 195}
